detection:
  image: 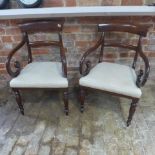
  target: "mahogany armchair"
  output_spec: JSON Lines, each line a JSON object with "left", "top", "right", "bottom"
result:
{"left": 6, "top": 20, "right": 69, "bottom": 115}
{"left": 79, "top": 23, "right": 150, "bottom": 126}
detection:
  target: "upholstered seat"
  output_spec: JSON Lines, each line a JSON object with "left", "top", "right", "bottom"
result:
{"left": 10, "top": 62, "right": 68, "bottom": 88}
{"left": 80, "top": 62, "right": 141, "bottom": 98}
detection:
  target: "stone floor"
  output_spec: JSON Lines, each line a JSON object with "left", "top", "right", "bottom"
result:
{"left": 0, "top": 81, "right": 155, "bottom": 155}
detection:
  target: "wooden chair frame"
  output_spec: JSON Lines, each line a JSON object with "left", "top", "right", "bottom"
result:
{"left": 6, "top": 20, "right": 69, "bottom": 115}
{"left": 79, "top": 23, "right": 150, "bottom": 126}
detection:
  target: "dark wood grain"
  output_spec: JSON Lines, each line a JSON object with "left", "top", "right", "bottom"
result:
{"left": 63, "top": 89, "right": 69, "bottom": 115}
{"left": 79, "top": 87, "right": 85, "bottom": 113}
{"left": 19, "top": 20, "right": 64, "bottom": 33}
{"left": 98, "top": 23, "right": 148, "bottom": 36}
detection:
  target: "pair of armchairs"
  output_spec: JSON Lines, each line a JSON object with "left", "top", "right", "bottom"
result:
{"left": 6, "top": 20, "right": 150, "bottom": 126}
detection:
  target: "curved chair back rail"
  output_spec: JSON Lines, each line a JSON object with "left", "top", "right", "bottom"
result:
{"left": 19, "top": 20, "right": 64, "bottom": 33}
{"left": 98, "top": 23, "right": 148, "bottom": 37}
{"left": 6, "top": 19, "right": 67, "bottom": 78}
{"left": 80, "top": 23, "right": 150, "bottom": 88}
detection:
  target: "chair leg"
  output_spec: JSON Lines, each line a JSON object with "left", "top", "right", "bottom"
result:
{"left": 79, "top": 87, "right": 85, "bottom": 113}
{"left": 127, "top": 98, "right": 139, "bottom": 127}
{"left": 12, "top": 88, "right": 24, "bottom": 115}
{"left": 63, "top": 90, "right": 69, "bottom": 115}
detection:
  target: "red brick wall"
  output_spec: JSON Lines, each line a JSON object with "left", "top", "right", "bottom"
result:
{"left": 0, "top": 0, "right": 155, "bottom": 87}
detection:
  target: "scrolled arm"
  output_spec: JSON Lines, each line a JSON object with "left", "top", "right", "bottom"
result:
{"left": 136, "top": 69, "right": 144, "bottom": 87}
{"left": 136, "top": 48, "right": 150, "bottom": 88}
{"left": 80, "top": 37, "right": 103, "bottom": 76}
{"left": 80, "top": 59, "right": 92, "bottom": 76}
{"left": 6, "top": 37, "right": 26, "bottom": 77}
{"left": 136, "top": 57, "right": 150, "bottom": 88}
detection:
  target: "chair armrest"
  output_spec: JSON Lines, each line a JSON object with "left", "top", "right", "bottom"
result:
{"left": 60, "top": 47, "right": 67, "bottom": 78}
{"left": 6, "top": 36, "right": 26, "bottom": 77}
{"left": 136, "top": 49, "right": 150, "bottom": 88}
{"left": 80, "top": 36, "right": 103, "bottom": 76}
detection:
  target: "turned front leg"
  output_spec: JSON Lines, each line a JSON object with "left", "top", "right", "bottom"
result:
{"left": 127, "top": 98, "right": 139, "bottom": 127}
{"left": 63, "top": 90, "right": 69, "bottom": 115}
{"left": 80, "top": 87, "right": 85, "bottom": 113}
{"left": 12, "top": 88, "right": 24, "bottom": 115}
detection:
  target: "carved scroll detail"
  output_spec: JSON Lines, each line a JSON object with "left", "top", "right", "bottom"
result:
{"left": 6, "top": 36, "right": 26, "bottom": 77}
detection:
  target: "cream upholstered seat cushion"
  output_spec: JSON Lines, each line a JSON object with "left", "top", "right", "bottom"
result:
{"left": 79, "top": 62, "right": 142, "bottom": 98}
{"left": 10, "top": 62, "right": 68, "bottom": 88}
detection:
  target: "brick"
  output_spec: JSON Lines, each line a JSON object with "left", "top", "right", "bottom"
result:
{"left": 9, "top": 20, "right": 22, "bottom": 26}
{"left": 66, "top": 0, "right": 76, "bottom": 6}
{"left": 104, "top": 52, "right": 118, "bottom": 59}
{"left": 75, "top": 34, "right": 96, "bottom": 41}
{"left": 0, "top": 51, "right": 10, "bottom": 56}
{"left": 104, "top": 16, "right": 132, "bottom": 23}
{"left": 31, "top": 49, "right": 49, "bottom": 55}
{"left": 0, "top": 63, "right": 5, "bottom": 69}
{"left": 64, "top": 25, "right": 80, "bottom": 33}
{"left": 75, "top": 41, "right": 93, "bottom": 47}
{"left": 2, "top": 43, "right": 13, "bottom": 50}
{"left": 120, "top": 52, "right": 129, "bottom": 58}
{"left": 131, "top": 16, "right": 153, "bottom": 23}
{"left": 0, "top": 28, "right": 5, "bottom": 35}
{"left": 148, "top": 51, "right": 155, "bottom": 57}
{"left": 5, "top": 28, "right": 21, "bottom": 36}
{"left": 0, "top": 56, "right": 7, "bottom": 63}
{"left": 0, "top": 20, "right": 10, "bottom": 27}
{"left": 12, "top": 35, "right": 22, "bottom": 42}
{"left": 79, "top": 17, "right": 105, "bottom": 24}
{"left": 102, "top": 0, "right": 121, "bottom": 5}
{"left": 122, "top": 0, "right": 143, "bottom": 5}
{"left": 44, "top": 0, "right": 64, "bottom": 7}
{"left": 80, "top": 25, "right": 97, "bottom": 33}
{"left": 0, "top": 69, "right": 7, "bottom": 74}
{"left": 2, "top": 36, "right": 13, "bottom": 43}
{"left": 78, "top": 0, "right": 100, "bottom": 6}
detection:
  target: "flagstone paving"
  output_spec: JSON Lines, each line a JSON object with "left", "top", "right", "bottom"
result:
{"left": 0, "top": 81, "right": 155, "bottom": 155}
